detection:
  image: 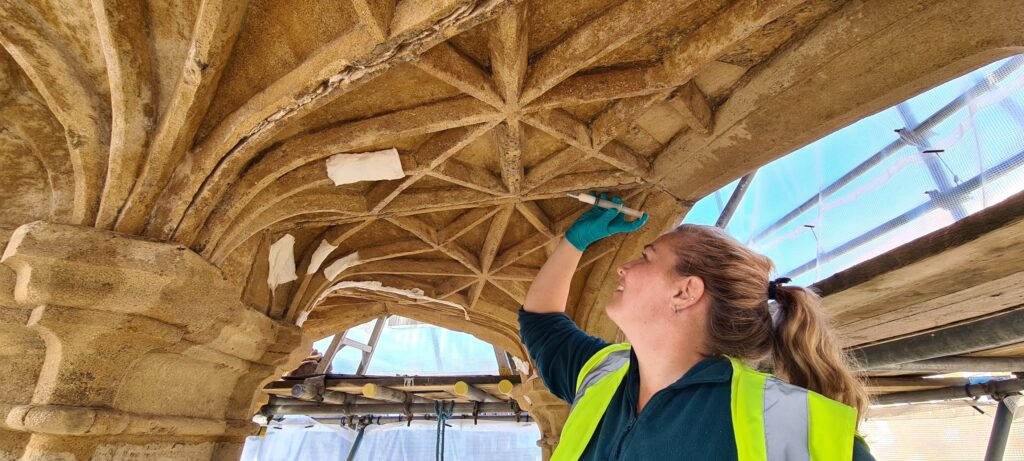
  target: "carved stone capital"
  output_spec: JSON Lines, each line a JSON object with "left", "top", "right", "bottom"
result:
{"left": 0, "top": 222, "right": 304, "bottom": 459}
{"left": 1, "top": 222, "right": 299, "bottom": 365}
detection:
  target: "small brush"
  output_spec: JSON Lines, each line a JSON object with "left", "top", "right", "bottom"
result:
{"left": 566, "top": 193, "right": 645, "bottom": 218}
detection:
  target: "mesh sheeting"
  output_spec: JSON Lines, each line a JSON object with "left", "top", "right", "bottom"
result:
{"left": 861, "top": 403, "right": 1024, "bottom": 460}
{"left": 684, "top": 55, "right": 1024, "bottom": 285}
{"left": 241, "top": 416, "right": 541, "bottom": 461}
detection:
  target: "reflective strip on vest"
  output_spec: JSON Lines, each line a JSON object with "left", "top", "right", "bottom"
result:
{"left": 729, "top": 356, "right": 856, "bottom": 461}
{"left": 764, "top": 377, "right": 810, "bottom": 461}
{"left": 552, "top": 345, "right": 858, "bottom": 461}
{"left": 570, "top": 348, "right": 631, "bottom": 413}
{"left": 551, "top": 344, "right": 630, "bottom": 461}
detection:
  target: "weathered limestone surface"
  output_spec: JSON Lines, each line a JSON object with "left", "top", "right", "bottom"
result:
{"left": 514, "top": 376, "right": 570, "bottom": 460}
{"left": 0, "top": 223, "right": 305, "bottom": 460}
{"left": 2, "top": 0, "right": 1024, "bottom": 459}
{"left": 0, "top": 228, "right": 36, "bottom": 460}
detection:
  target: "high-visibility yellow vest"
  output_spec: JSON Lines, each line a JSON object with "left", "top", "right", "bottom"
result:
{"left": 551, "top": 343, "right": 859, "bottom": 461}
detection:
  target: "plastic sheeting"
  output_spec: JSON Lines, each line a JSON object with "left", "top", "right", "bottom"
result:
{"left": 684, "top": 55, "right": 1024, "bottom": 285}
{"left": 860, "top": 402, "right": 1024, "bottom": 460}
{"left": 312, "top": 317, "right": 499, "bottom": 376}
{"left": 241, "top": 416, "right": 541, "bottom": 461}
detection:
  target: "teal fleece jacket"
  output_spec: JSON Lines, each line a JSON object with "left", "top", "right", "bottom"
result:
{"left": 518, "top": 309, "right": 875, "bottom": 461}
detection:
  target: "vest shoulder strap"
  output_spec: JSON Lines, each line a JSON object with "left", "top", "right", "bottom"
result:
{"left": 551, "top": 343, "right": 630, "bottom": 461}
{"left": 727, "top": 356, "right": 858, "bottom": 461}
{"left": 574, "top": 343, "right": 631, "bottom": 392}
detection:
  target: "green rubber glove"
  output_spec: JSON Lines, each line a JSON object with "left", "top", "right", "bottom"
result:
{"left": 565, "top": 193, "right": 649, "bottom": 251}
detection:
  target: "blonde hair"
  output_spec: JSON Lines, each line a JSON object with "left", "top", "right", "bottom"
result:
{"left": 671, "top": 224, "right": 869, "bottom": 418}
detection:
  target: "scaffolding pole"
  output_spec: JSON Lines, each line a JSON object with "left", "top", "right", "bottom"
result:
{"left": 872, "top": 378, "right": 1023, "bottom": 406}
{"left": 345, "top": 423, "right": 367, "bottom": 461}
{"left": 749, "top": 56, "right": 1024, "bottom": 246}
{"left": 314, "top": 415, "right": 529, "bottom": 425}
{"left": 263, "top": 401, "right": 518, "bottom": 417}
{"left": 851, "top": 306, "right": 1024, "bottom": 370}
{"left": 716, "top": 172, "right": 757, "bottom": 229}
{"left": 784, "top": 146, "right": 1024, "bottom": 279}
{"left": 869, "top": 356, "right": 1024, "bottom": 373}
{"left": 984, "top": 396, "right": 1018, "bottom": 461}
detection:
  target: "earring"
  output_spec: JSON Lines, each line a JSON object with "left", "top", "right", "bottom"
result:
{"left": 671, "top": 304, "right": 679, "bottom": 314}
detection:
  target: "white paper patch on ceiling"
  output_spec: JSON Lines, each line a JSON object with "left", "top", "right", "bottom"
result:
{"left": 307, "top": 239, "right": 338, "bottom": 275}
{"left": 512, "top": 355, "right": 531, "bottom": 376}
{"left": 326, "top": 148, "right": 404, "bottom": 186}
{"left": 294, "top": 310, "right": 310, "bottom": 327}
{"left": 317, "top": 280, "right": 469, "bottom": 320}
{"left": 323, "top": 252, "right": 362, "bottom": 281}
{"left": 267, "top": 234, "right": 298, "bottom": 293}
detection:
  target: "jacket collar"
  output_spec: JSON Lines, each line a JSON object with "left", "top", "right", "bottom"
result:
{"left": 627, "top": 349, "right": 733, "bottom": 390}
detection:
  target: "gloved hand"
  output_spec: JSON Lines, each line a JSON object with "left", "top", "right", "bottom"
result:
{"left": 565, "top": 193, "right": 649, "bottom": 251}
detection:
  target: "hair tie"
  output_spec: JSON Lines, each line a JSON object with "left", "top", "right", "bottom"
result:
{"left": 767, "top": 277, "right": 791, "bottom": 301}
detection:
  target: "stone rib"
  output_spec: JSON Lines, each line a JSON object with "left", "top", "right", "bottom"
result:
{"left": 414, "top": 42, "right": 503, "bottom": 107}
{"left": 0, "top": 1, "right": 109, "bottom": 225}
{"left": 351, "top": 0, "right": 394, "bottom": 41}
{"left": 519, "top": 0, "right": 697, "bottom": 104}
{"left": 147, "top": 0, "right": 517, "bottom": 241}
{"left": 116, "top": 0, "right": 248, "bottom": 234}
{"left": 532, "top": 0, "right": 804, "bottom": 109}
{"left": 515, "top": 201, "right": 553, "bottom": 238}
{"left": 492, "top": 120, "right": 524, "bottom": 194}
{"left": 183, "top": 97, "right": 498, "bottom": 248}
{"left": 590, "top": 91, "right": 670, "bottom": 150}
{"left": 487, "top": 1, "right": 528, "bottom": 104}
{"left": 92, "top": 0, "right": 155, "bottom": 230}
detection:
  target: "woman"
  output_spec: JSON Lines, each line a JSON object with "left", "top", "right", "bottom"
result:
{"left": 520, "top": 194, "right": 874, "bottom": 460}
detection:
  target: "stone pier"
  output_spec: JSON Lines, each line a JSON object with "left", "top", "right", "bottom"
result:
{"left": 0, "top": 222, "right": 306, "bottom": 460}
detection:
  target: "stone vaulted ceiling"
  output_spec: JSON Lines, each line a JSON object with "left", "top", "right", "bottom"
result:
{"left": 1, "top": 0, "right": 848, "bottom": 345}
{"left": 7, "top": 0, "right": 1020, "bottom": 352}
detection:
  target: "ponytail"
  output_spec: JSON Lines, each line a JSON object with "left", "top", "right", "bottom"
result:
{"left": 670, "top": 224, "right": 869, "bottom": 421}
{"left": 771, "top": 285, "right": 869, "bottom": 418}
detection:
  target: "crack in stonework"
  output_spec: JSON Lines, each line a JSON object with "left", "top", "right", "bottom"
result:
{"left": 169, "top": 0, "right": 516, "bottom": 242}
{"left": 242, "top": 1, "right": 490, "bottom": 142}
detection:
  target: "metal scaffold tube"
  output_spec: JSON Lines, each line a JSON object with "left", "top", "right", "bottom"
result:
{"left": 851, "top": 306, "right": 1024, "bottom": 370}
{"left": 345, "top": 423, "right": 368, "bottom": 461}
{"left": 984, "top": 397, "right": 1018, "bottom": 461}
{"left": 262, "top": 401, "right": 519, "bottom": 417}
{"left": 784, "top": 147, "right": 1024, "bottom": 278}
{"left": 715, "top": 171, "right": 757, "bottom": 229}
{"left": 869, "top": 356, "right": 1024, "bottom": 373}
{"left": 749, "top": 56, "right": 1024, "bottom": 246}
{"left": 872, "top": 377, "right": 1023, "bottom": 406}
{"left": 313, "top": 415, "right": 529, "bottom": 425}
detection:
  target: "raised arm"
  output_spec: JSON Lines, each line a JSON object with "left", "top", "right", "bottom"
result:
{"left": 523, "top": 194, "right": 648, "bottom": 314}
{"left": 522, "top": 238, "right": 584, "bottom": 313}
{"left": 519, "top": 194, "right": 648, "bottom": 401}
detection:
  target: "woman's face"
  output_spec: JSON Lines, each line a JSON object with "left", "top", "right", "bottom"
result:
{"left": 606, "top": 232, "right": 689, "bottom": 329}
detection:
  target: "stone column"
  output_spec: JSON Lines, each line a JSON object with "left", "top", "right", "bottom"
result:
{"left": 0, "top": 222, "right": 305, "bottom": 461}
{"left": 0, "top": 227, "right": 40, "bottom": 461}
{"left": 513, "top": 376, "right": 569, "bottom": 461}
